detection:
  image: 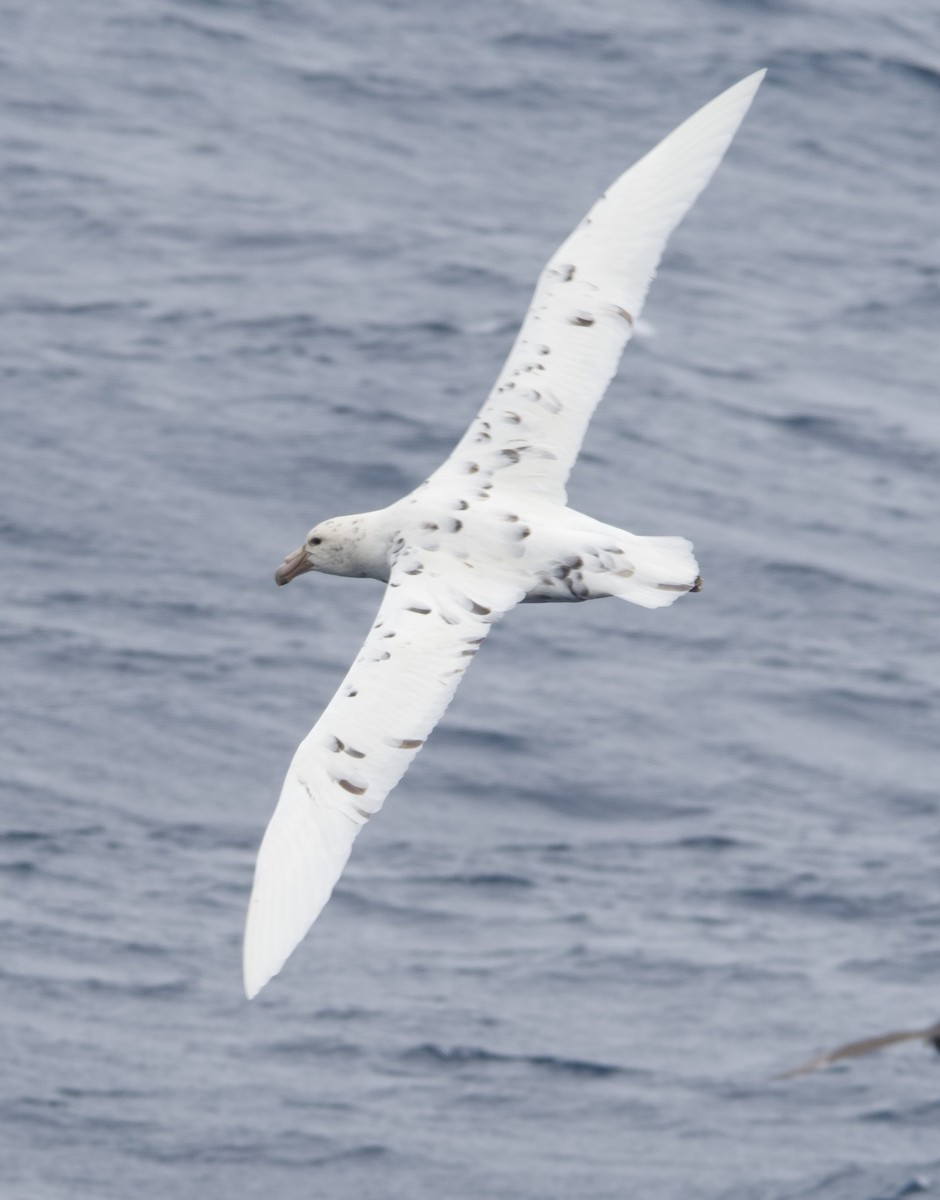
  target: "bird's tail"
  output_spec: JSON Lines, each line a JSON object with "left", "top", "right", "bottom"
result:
{"left": 589, "top": 531, "right": 701, "bottom": 609}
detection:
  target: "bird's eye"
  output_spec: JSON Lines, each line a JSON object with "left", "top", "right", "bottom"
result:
{"left": 309, "top": 537, "right": 322, "bottom": 546}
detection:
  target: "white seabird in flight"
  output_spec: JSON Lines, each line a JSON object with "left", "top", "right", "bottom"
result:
{"left": 243, "top": 70, "right": 766, "bottom": 998}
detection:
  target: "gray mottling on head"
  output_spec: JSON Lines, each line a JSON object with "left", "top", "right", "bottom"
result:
{"left": 337, "top": 779, "right": 367, "bottom": 796}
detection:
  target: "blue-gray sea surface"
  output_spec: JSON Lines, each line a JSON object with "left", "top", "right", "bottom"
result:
{"left": 2, "top": 1, "right": 939, "bottom": 1197}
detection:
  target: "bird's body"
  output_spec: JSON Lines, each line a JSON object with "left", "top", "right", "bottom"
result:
{"left": 279, "top": 492, "right": 700, "bottom": 604}
{"left": 243, "top": 70, "right": 765, "bottom": 998}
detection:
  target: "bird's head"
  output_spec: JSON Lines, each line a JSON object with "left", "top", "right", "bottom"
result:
{"left": 274, "top": 519, "right": 350, "bottom": 585}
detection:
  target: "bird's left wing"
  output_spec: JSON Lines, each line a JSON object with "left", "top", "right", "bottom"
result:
{"left": 243, "top": 550, "right": 524, "bottom": 998}
{"left": 429, "top": 70, "right": 764, "bottom": 503}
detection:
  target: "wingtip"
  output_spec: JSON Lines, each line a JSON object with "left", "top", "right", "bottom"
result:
{"left": 732, "top": 68, "right": 767, "bottom": 100}
{"left": 243, "top": 975, "right": 265, "bottom": 1002}
{"left": 242, "top": 940, "right": 269, "bottom": 1000}
{"left": 243, "top": 905, "right": 290, "bottom": 1000}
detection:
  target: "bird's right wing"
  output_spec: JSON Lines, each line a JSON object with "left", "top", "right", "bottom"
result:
{"left": 243, "top": 550, "right": 524, "bottom": 999}
{"left": 429, "top": 70, "right": 765, "bottom": 504}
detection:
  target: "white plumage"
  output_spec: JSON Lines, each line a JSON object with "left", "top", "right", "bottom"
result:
{"left": 243, "top": 70, "right": 765, "bottom": 999}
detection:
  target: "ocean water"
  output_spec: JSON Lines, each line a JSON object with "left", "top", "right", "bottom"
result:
{"left": 2, "top": 1, "right": 940, "bottom": 1197}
